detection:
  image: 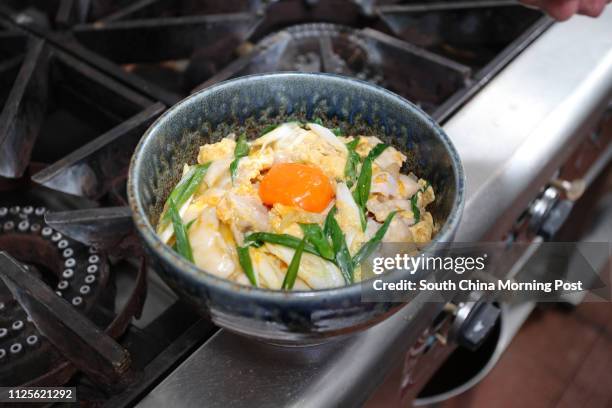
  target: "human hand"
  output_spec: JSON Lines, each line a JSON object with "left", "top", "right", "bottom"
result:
{"left": 520, "top": 0, "right": 610, "bottom": 20}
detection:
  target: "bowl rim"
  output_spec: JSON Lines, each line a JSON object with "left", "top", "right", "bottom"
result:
{"left": 127, "top": 72, "right": 465, "bottom": 304}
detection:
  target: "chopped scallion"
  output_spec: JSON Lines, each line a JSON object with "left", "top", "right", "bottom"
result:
{"left": 162, "top": 162, "right": 211, "bottom": 224}
{"left": 244, "top": 232, "right": 320, "bottom": 257}
{"left": 353, "top": 143, "right": 389, "bottom": 231}
{"left": 230, "top": 133, "right": 250, "bottom": 182}
{"left": 281, "top": 237, "right": 306, "bottom": 290}
{"left": 237, "top": 246, "right": 257, "bottom": 286}
{"left": 411, "top": 194, "right": 421, "bottom": 223}
{"left": 352, "top": 211, "right": 397, "bottom": 267}
{"left": 299, "top": 223, "right": 334, "bottom": 261}
{"left": 325, "top": 209, "right": 354, "bottom": 284}
{"left": 168, "top": 199, "right": 193, "bottom": 262}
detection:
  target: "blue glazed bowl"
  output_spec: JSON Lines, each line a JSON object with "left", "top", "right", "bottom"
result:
{"left": 127, "top": 73, "right": 464, "bottom": 344}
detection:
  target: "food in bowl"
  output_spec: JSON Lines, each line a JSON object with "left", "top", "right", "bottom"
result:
{"left": 156, "top": 121, "right": 436, "bottom": 290}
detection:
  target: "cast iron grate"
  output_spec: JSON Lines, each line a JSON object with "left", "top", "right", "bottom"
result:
{"left": 196, "top": 22, "right": 472, "bottom": 114}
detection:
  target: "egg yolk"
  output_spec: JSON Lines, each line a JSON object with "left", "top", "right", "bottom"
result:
{"left": 259, "top": 163, "right": 334, "bottom": 213}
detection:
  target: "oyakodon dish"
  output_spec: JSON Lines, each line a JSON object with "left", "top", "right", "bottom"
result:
{"left": 156, "top": 121, "right": 436, "bottom": 290}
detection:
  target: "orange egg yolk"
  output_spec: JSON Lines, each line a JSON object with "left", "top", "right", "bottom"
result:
{"left": 259, "top": 163, "right": 334, "bottom": 213}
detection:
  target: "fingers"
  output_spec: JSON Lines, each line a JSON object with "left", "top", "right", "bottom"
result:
{"left": 519, "top": 0, "right": 609, "bottom": 19}
{"left": 577, "top": 0, "right": 608, "bottom": 17}
{"left": 542, "top": 0, "right": 580, "bottom": 21}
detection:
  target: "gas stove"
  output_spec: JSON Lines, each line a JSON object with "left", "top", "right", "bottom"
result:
{"left": 0, "top": 1, "right": 610, "bottom": 407}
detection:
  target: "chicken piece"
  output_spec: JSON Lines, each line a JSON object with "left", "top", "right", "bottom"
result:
{"left": 269, "top": 204, "right": 325, "bottom": 234}
{"left": 234, "top": 146, "right": 275, "bottom": 186}
{"left": 355, "top": 136, "right": 406, "bottom": 174}
{"left": 409, "top": 212, "right": 434, "bottom": 244}
{"left": 355, "top": 136, "right": 382, "bottom": 158}
{"left": 383, "top": 211, "right": 415, "bottom": 243}
{"left": 251, "top": 122, "right": 303, "bottom": 151}
{"left": 265, "top": 243, "right": 345, "bottom": 289}
{"left": 216, "top": 191, "right": 270, "bottom": 243}
{"left": 189, "top": 207, "right": 237, "bottom": 279}
{"left": 334, "top": 182, "right": 363, "bottom": 252}
{"left": 198, "top": 138, "right": 236, "bottom": 163}
{"left": 307, "top": 123, "right": 349, "bottom": 153}
{"left": 417, "top": 183, "right": 435, "bottom": 208}
{"left": 366, "top": 196, "right": 412, "bottom": 223}
{"left": 364, "top": 218, "right": 382, "bottom": 242}
{"left": 246, "top": 247, "right": 286, "bottom": 289}
{"left": 203, "top": 158, "right": 232, "bottom": 189}
{"left": 398, "top": 173, "right": 420, "bottom": 199}
{"left": 370, "top": 171, "right": 400, "bottom": 197}
{"left": 374, "top": 146, "right": 406, "bottom": 174}
{"left": 193, "top": 187, "right": 226, "bottom": 208}
{"left": 273, "top": 128, "right": 348, "bottom": 180}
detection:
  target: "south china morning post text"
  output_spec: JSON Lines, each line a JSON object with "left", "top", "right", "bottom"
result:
{"left": 359, "top": 242, "right": 610, "bottom": 303}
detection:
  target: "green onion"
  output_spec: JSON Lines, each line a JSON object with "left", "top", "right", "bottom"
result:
{"left": 325, "top": 209, "right": 354, "bottom": 284}
{"left": 332, "top": 127, "right": 343, "bottom": 136}
{"left": 368, "top": 143, "right": 390, "bottom": 160}
{"left": 353, "top": 143, "right": 389, "bottom": 231}
{"left": 244, "top": 232, "right": 320, "bottom": 257}
{"left": 311, "top": 117, "right": 324, "bottom": 126}
{"left": 411, "top": 194, "right": 421, "bottom": 223}
{"left": 162, "top": 163, "right": 211, "bottom": 224}
{"left": 352, "top": 211, "right": 397, "bottom": 267}
{"left": 299, "top": 223, "right": 334, "bottom": 261}
{"left": 356, "top": 143, "right": 388, "bottom": 205}
{"left": 230, "top": 133, "right": 250, "bottom": 182}
{"left": 344, "top": 139, "right": 360, "bottom": 189}
{"left": 168, "top": 199, "right": 193, "bottom": 262}
{"left": 186, "top": 219, "right": 196, "bottom": 231}
{"left": 170, "top": 220, "right": 194, "bottom": 251}
{"left": 323, "top": 206, "right": 337, "bottom": 240}
{"left": 237, "top": 246, "right": 257, "bottom": 286}
{"left": 261, "top": 124, "right": 278, "bottom": 135}
{"left": 281, "top": 237, "right": 306, "bottom": 290}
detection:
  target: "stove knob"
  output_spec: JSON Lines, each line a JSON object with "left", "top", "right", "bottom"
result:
{"left": 528, "top": 186, "right": 560, "bottom": 232}
{"left": 551, "top": 178, "right": 586, "bottom": 202}
{"left": 451, "top": 301, "right": 500, "bottom": 351}
{"left": 539, "top": 199, "right": 574, "bottom": 240}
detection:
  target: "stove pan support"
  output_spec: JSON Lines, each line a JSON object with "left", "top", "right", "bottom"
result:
{"left": 69, "top": 12, "right": 264, "bottom": 94}
{"left": 71, "top": 13, "right": 260, "bottom": 65}
{"left": 374, "top": 1, "right": 553, "bottom": 122}
{"left": 0, "top": 3, "right": 184, "bottom": 106}
{"left": 0, "top": 250, "right": 148, "bottom": 389}
{"left": 32, "top": 102, "right": 165, "bottom": 200}
{"left": 0, "top": 35, "right": 49, "bottom": 178}
{"left": 55, "top": 0, "right": 90, "bottom": 28}
{"left": 3, "top": 1, "right": 265, "bottom": 99}
{"left": 0, "top": 252, "right": 133, "bottom": 390}
{"left": 360, "top": 27, "right": 471, "bottom": 115}
{"left": 195, "top": 23, "right": 472, "bottom": 115}
{"left": 86, "top": 0, "right": 264, "bottom": 23}
{"left": 0, "top": 28, "right": 163, "bottom": 191}
{"left": 44, "top": 207, "right": 136, "bottom": 255}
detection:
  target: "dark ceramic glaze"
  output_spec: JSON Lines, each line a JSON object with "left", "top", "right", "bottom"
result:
{"left": 127, "top": 73, "right": 465, "bottom": 344}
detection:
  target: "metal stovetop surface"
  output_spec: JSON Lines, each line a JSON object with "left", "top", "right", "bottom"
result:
{"left": 137, "top": 10, "right": 612, "bottom": 408}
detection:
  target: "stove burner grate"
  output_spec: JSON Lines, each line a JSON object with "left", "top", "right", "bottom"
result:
{"left": 197, "top": 22, "right": 471, "bottom": 114}
{"left": 0, "top": 204, "right": 111, "bottom": 386}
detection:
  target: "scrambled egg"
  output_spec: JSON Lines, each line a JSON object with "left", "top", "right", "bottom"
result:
{"left": 269, "top": 204, "right": 325, "bottom": 234}
{"left": 157, "top": 122, "right": 436, "bottom": 290}
{"left": 198, "top": 138, "right": 235, "bottom": 163}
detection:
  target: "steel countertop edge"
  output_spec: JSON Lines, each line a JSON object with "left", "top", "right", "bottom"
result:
{"left": 137, "top": 11, "right": 612, "bottom": 408}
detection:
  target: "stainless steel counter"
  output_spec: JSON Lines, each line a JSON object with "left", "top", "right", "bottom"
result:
{"left": 138, "top": 10, "right": 612, "bottom": 408}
